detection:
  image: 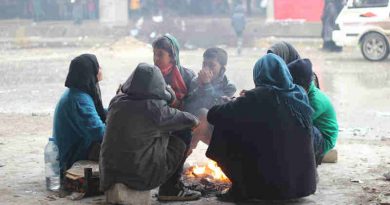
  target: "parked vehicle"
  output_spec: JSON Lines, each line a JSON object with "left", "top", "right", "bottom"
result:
{"left": 333, "top": 0, "right": 390, "bottom": 61}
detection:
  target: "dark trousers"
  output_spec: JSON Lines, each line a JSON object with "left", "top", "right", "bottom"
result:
{"left": 313, "top": 126, "right": 325, "bottom": 165}
{"left": 159, "top": 129, "right": 192, "bottom": 190}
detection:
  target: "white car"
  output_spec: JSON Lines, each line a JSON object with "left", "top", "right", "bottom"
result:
{"left": 332, "top": 0, "right": 390, "bottom": 61}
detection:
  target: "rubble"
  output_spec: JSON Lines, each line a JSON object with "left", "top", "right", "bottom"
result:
{"left": 384, "top": 172, "right": 390, "bottom": 181}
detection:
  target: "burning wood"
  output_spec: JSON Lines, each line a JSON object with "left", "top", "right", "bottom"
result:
{"left": 183, "top": 159, "right": 231, "bottom": 197}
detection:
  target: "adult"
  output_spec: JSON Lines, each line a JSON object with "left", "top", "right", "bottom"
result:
{"left": 53, "top": 54, "right": 106, "bottom": 178}
{"left": 322, "top": 0, "right": 345, "bottom": 52}
{"left": 100, "top": 63, "right": 199, "bottom": 192}
{"left": 206, "top": 54, "right": 317, "bottom": 201}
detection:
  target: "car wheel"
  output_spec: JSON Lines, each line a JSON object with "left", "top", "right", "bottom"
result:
{"left": 361, "top": 32, "right": 389, "bottom": 61}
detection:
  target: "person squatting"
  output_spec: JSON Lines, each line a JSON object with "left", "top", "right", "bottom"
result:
{"left": 52, "top": 35, "right": 338, "bottom": 202}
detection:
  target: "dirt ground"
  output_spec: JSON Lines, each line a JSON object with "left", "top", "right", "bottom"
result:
{"left": 0, "top": 37, "right": 389, "bottom": 205}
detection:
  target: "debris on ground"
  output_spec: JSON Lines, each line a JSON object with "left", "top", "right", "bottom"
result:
{"left": 378, "top": 193, "right": 390, "bottom": 205}
{"left": 351, "top": 179, "right": 364, "bottom": 184}
{"left": 46, "top": 195, "right": 57, "bottom": 201}
{"left": 384, "top": 172, "right": 390, "bottom": 181}
{"left": 363, "top": 186, "right": 380, "bottom": 194}
{"left": 66, "top": 192, "right": 85, "bottom": 201}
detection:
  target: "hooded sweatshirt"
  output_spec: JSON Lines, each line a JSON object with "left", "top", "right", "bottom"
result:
{"left": 99, "top": 63, "right": 198, "bottom": 191}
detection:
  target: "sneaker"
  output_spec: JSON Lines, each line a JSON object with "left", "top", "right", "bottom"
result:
{"left": 158, "top": 182, "right": 201, "bottom": 201}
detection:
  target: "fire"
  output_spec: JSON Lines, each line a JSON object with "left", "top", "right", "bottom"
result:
{"left": 193, "top": 165, "right": 206, "bottom": 175}
{"left": 187, "top": 159, "right": 230, "bottom": 182}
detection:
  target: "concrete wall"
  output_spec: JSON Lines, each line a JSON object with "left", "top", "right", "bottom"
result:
{"left": 99, "top": 0, "right": 128, "bottom": 27}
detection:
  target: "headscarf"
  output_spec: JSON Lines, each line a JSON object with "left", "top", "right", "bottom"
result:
{"left": 287, "top": 59, "right": 313, "bottom": 90}
{"left": 253, "top": 53, "right": 313, "bottom": 128}
{"left": 65, "top": 54, "right": 106, "bottom": 122}
{"left": 160, "top": 34, "right": 188, "bottom": 105}
{"left": 267, "top": 41, "right": 301, "bottom": 64}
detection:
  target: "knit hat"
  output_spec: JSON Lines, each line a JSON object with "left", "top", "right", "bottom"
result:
{"left": 287, "top": 59, "right": 313, "bottom": 90}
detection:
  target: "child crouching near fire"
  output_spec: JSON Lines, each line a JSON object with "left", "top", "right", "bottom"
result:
{"left": 99, "top": 63, "right": 199, "bottom": 200}
{"left": 184, "top": 47, "right": 237, "bottom": 151}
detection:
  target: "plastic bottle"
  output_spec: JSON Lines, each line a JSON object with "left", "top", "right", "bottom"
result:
{"left": 44, "top": 138, "right": 60, "bottom": 191}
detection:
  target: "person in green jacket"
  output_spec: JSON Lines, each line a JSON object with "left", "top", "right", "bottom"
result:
{"left": 287, "top": 59, "right": 339, "bottom": 165}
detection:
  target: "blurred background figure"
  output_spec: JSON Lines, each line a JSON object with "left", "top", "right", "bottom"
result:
{"left": 231, "top": 0, "right": 246, "bottom": 55}
{"left": 57, "top": 0, "right": 69, "bottom": 20}
{"left": 321, "top": 0, "right": 345, "bottom": 52}
{"left": 87, "top": 0, "right": 97, "bottom": 20}
{"left": 32, "top": 0, "right": 45, "bottom": 22}
{"left": 129, "top": 0, "right": 141, "bottom": 20}
{"left": 72, "top": 0, "right": 84, "bottom": 24}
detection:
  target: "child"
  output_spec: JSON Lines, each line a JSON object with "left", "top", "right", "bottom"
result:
{"left": 185, "top": 47, "right": 237, "bottom": 150}
{"left": 186, "top": 47, "right": 237, "bottom": 114}
{"left": 100, "top": 63, "right": 199, "bottom": 196}
{"left": 152, "top": 34, "right": 202, "bottom": 201}
{"left": 288, "top": 59, "right": 339, "bottom": 165}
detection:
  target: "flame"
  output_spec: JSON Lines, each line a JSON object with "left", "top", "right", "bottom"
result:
{"left": 187, "top": 159, "right": 230, "bottom": 182}
{"left": 193, "top": 165, "right": 206, "bottom": 175}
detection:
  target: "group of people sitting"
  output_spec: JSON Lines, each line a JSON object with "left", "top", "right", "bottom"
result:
{"left": 52, "top": 34, "right": 338, "bottom": 202}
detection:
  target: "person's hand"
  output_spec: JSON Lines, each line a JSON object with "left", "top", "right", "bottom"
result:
{"left": 166, "top": 85, "right": 176, "bottom": 106}
{"left": 221, "top": 96, "right": 237, "bottom": 103}
{"left": 192, "top": 117, "right": 200, "bottom": 131}
{"left": 239, "top": 89, "right": 248, "bottom": 97}
{"left": 116, "top": 84, "right": 123, "bottom": 95}
{"left": 198, "top": 70, "right": 213, "bottom": 85}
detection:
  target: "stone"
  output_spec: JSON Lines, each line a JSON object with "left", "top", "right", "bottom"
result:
{"left": 322, "top": 149, "right": 338, "bottom": 163}
{"left": 105, "top": 183, "right": 151, "bottom": 205}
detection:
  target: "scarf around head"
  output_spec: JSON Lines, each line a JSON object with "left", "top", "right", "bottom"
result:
{"left": 65, "top": 54, "right": 106, "bottom": 123}
{"left": 253, "top": 53, "right": 313, "bottom": 128}
{"left": 161, "top": 34, "right": 188, "bottom": 104}
{"left": 267, "top": 41, "right": 301, "bottom": 64}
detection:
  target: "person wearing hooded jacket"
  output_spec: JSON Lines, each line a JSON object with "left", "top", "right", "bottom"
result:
{"left": 99, "top": 63, "right": 199, "bottom": 193}
{"left": 52, "top": 54, "right": 106, "bottom": 179}
{"left": 206, "top": 54, "right": 317, "bottom": 201}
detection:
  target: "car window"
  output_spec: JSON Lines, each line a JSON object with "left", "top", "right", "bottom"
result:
{"left": 352, "top": 0, "right": 389, "bottom": 8}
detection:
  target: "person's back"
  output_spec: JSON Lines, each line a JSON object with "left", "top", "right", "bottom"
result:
{"left": 54, "top": 88, "right": 104, "bottom": 171}
{"left": 308, "top": 82, "right": 338, "bottom": 155}
{"left": 207, "top": 54, "right": 316, "bottom": 201}
{"left": 288, "top": 59, "right": 338, "bottom": 162}
{"left": 100, "top": 63, "right": 198, "bottom": 191}
{"left": 207, "top": 87, "right": 316, "bottom": 200}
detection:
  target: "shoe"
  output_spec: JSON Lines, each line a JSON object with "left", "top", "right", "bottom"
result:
{"left": 158, "top": 182, "right": 201, "bottom": 201}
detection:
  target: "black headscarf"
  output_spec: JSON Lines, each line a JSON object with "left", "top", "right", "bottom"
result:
{"left": 65, "top": 54, "right": 106, "bottom": 123}
{"left": 267, "top": 41, "right": 301, "bottom": 64}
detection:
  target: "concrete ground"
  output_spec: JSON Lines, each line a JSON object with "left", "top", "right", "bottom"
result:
{"left": 0, "top": 25, "right": 389, "bottom": 204}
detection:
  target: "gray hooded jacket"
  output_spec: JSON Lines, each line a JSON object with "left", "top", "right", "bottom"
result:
{"left": 99, "top": 63, "right": 198, "bottom": 191}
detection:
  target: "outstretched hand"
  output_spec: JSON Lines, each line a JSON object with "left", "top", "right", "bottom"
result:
{"left": 239, "top": 89, "right": 248, "bottom": 97}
